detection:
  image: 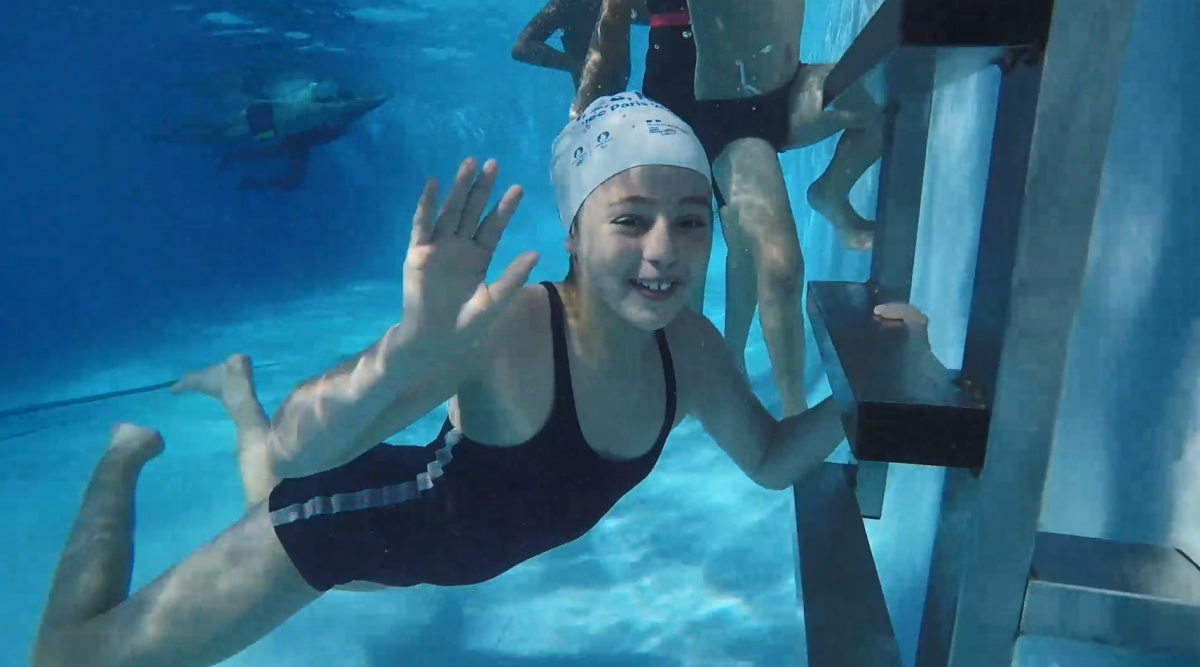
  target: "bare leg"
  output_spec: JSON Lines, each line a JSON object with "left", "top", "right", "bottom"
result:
{"left": 32, "top": 424, "right": 163, "bottom": 662}
{"left": 807, "top": 124, "right": 881, "bottom": 252}
{"left": 173, "top": 354, "right": 277, "bottom": 507}
{"left": 718, "top": 204, "right": 757, "bottom": 380}
{"left": 785, "top": 64, "right": 883, "bottom": 252}
{"left": 174, "top": 355, "right": 388, "bottom": 594}
{"left": 712, "top": 138, "right": 808, "bottom": 417}
{"left": 34, "top": 439, "right": 322, "bottom": 666}
{"left": 32, "top": 424, "right": 323, "bottom": 667}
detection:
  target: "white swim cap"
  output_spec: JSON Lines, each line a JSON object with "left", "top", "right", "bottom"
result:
{"left": 551, "top": 92, "right": 711, "bottom": 230}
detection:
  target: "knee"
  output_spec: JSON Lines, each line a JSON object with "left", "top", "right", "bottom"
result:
{"left": 723, "top": 207, "right": 803, "bottom": 297}
{"left": 754, "top": 241, "right": 804, "bottom": 300}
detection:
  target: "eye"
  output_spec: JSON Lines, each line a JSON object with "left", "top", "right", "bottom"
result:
{"left": 678, "top": 216, "right": 708, "bottom": 229}
{"left": 610, "top": 215, "right": 643, "bottom": 227}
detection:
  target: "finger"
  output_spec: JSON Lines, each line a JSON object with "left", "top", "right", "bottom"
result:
{"left": 473, "top": 184, "right": 524, "bottom": 251}
{"left": 484, "top": 251, "right": 540, "bottom": 307}
{"left": 461, "top": 159, "right": 499, "bottom": 236}
{"left": 873, "top": 302, "right": 928, "bottom": 325}
{"left": 433, "top": 157, "right": 478, "bottom": 238}
{"left": 873, "top": 302, "right": 909, "bottom": 320}
{"left": 410, "top": 177, "right": 438, "bottom": 246}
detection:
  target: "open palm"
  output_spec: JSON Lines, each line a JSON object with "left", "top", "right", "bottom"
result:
{"left": 397, "top": 157, "right": 539, "bottom": 354}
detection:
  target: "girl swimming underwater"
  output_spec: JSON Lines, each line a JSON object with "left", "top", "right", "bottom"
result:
{"left": 31, "top": 93, "right": 926, "bottom": 667}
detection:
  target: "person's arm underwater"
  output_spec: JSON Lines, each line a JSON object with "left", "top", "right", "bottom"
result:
{"left": 569, "top": 0, "right": 641, "bottom": 119}
{"left": 511, "top": 1, "right": 579, "bottom": 74}
{"left": 266, "top": 322, "right": 486, "bottom": 479}
{"left": 266, "top": 158, "right": 538, "bottom": 480}
{"left": 682, "top": 303, "right": 929, "bottom": 490}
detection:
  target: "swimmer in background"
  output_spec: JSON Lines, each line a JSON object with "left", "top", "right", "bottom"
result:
{"left": 153, "top": 81, "right": 391, "bottom": 191}
{"left": 573, "top": 0, "right": 885, "bottom": 418}
{"left": 30, "top": 95, "right": 928, "bottom": 667}
{"left": 511, "top": 0, "right": 648, "bottom": 95}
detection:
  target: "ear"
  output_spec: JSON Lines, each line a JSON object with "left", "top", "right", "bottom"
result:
{"left": 564, "top": 215, "right": 581, "bottom": 255}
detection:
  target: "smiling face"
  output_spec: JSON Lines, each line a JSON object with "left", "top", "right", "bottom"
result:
{"left": 566, "top": 164, "right": 714, "bottom": 330}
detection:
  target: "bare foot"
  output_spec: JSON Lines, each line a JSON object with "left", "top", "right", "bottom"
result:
{"left": 172, "top": 353, "right": 256, "bottom": 410}
{"left": 808, "top": 178, "right": 874, "bottom": 252}
{"left": 107, "top": 423, "right": 165, "bottom": 468}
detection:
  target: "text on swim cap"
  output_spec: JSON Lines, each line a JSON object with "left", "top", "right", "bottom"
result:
{"left": 568, "top": 119, "right": 692, "bottom": 169}
{"left": 580, "top": 91, "right": 670, "bottom": 128}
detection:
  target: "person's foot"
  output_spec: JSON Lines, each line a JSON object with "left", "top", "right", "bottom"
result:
{"left": 808, "top": 177, "right": 874, "bottom": 252}
{"left": 106, "top": 423, "right": 165, "bottom": 468}
{"left": 172, "top": 353, "right": 256, "bottom": 412}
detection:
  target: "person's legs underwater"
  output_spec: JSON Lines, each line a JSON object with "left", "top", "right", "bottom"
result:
{"left": 783, "top": 62, "right": 884, "bottom": 252}
{"left": 704, "top": 66, "right": 885, "bottom": 414}
{"left": 31, "top": 423, "right": 323, "bottom": 667}
{"left": 710, "top": 139, "right": 807, "bottom": 416}
{"left": 173, "top": 354, "right": 278, "bottom": 506}
{"left": 691, "top": 66, "right": 884, "bottom": 417}
{"left": 639, "top": 3, "right": 804, "bottom": 409}
{"left": 172, "top": 354, "right": 387, "bottom": 593}
{"left": 717, "top": 188, "right": 764, "bottom": 382}
{"left": 31, "top": 424, "right": 164, "bottom": 665}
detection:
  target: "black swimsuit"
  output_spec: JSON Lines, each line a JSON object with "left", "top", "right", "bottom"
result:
{"left": 269, "top": 282, "right": 678, "bottom": 592}
{"left": 642, "top": 0, "right": 798, "bottom": 208}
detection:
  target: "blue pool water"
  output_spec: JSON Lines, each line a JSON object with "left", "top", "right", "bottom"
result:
{"left": 2, "top": 0, "right": 1198, "bottom": 665}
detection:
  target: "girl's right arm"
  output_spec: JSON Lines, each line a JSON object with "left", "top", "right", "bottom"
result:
{"left": 267, "top": 157, "right": 537, "bottom": 479}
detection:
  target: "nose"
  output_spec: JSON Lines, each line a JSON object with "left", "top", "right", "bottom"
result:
{"left": 642, "top": 218, "right": 679, "bottom": 269}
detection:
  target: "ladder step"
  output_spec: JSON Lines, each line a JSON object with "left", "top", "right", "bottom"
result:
{"left": 795, "top": 463, "right": 904, "bottom": 667}
{"left": 1023, "top": 532, "right": 1200, "bottom": 660}
{"left": 823, "top": 0, "right": 1054, "bottom": 106}
{"left": 806, "top": 281, "right": 990, "bottom": 469}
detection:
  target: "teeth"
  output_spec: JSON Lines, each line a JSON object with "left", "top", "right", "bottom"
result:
{"left": 636, "top": 280, "right": 675, "bottom": 292}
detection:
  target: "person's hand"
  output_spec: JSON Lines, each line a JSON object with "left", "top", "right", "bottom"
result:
{"left": 873, "top": 302, "right": 930, "bottom": 348}
{"left": 393, "top": 157, "right": 539, "bottom": 356}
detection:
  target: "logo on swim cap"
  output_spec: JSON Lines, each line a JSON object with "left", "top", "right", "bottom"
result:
{"left": 551, "top": 93, "right": 712, "bottom": 230}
